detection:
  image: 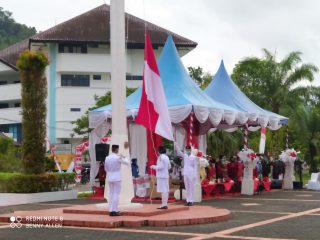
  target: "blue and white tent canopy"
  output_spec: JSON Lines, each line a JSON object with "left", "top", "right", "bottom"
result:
{"left": 89, "top": 36, "right": 249, "bottom": 132}
{"left": 204, "top": 60, "right": 288, "bottom": 130}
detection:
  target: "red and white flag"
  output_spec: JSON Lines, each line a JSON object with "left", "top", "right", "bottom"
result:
{"left": 135, "top": 32, "right": 173, "bottom": 141}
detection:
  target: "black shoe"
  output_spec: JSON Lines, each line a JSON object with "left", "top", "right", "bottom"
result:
{"left": 113, "top": 211, "right": 121, "bottom": 216}
{"left": 109, "top": 212, "right": 115, "bottom": 216}
{"left": 188, "top": 202, "right": 193, "bottom": 206}
{"left": 184, "top": 202, "right": 190, "bottom": 206}
{"left": 157, "top": 206, "right": 168, "bottom": 209}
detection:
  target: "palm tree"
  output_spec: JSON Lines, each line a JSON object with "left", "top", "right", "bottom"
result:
{"left": 206, "top": 130, "right": 243, "bottom": 158}
{"left": 286, "top": 104, "right": 320, "bottom": 172}
{"left": 232, "top": 49, "right": 319, "bottom": 113}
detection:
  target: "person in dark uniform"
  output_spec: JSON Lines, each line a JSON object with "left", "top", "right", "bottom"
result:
{"left": 131, "top": 158, "right": 139, "bottom": 178}
{"left": 261, "top": 156, "right": 271, "bottom": 178}
{"left": 272, "top": 158, "right": 285, "bottom": 179}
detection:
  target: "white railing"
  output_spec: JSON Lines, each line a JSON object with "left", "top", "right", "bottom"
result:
{"left": 0, "top": 83, "right": 21, "bottom": 101}
{"left": 0, "top": 107, "right": 21, "bottom": 124}
{"left": 56, "top": 53, "right": 133, "bottom": 73}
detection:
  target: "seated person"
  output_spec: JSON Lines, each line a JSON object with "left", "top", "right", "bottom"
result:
{"left": 227, "top": 156, "right": 237, "bottom": 181}
{"left": 235, "top": 157, "right": 244, "bottom": 181}
{"left": 206, "top": 158, "right": 216, "bottom": 180}
{"left": 98, "top": 161, "right": 106, "bottom": 187}
{"left": 216, "top": 155, "right": 227, "bottom": 179}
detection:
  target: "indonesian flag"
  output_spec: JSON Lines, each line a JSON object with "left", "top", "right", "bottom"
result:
{"left": 135, "top": 32, "right": 174, "bottom": 141}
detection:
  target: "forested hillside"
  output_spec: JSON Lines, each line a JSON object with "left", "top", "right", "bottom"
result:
{"left": 0, "top": 7, "right": 36, "bottom": 50}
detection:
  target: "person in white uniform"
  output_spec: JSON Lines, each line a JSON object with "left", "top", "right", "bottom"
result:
{"left": 175, "top": 143, "right": 196, "bottom": 206}
{"left": 104, "top": 144, "right": 129, "bottom": 216}
{"left": 151, "top": 146, "right": 171, "bottom": 209}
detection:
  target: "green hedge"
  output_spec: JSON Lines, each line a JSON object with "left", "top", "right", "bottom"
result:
{"left": 0, "top": 172, "right": 75, "bottom": 193}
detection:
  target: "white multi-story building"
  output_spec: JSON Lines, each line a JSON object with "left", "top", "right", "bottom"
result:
{"left": 0, "top": 4, "right": 196, "bottom": 146}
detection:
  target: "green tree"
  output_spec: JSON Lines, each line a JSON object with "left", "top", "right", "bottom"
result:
{"left": 285, "top": 105, "right": 320, "bottom": 172}
{"left": 206, "top": 130, "right": 243, "bottom": 158}
{"left": 0, "top": 7, "right": 36, "bottom": 50}
{"left": 232, "top": 49, "right": 318, "bottom": 113}
{"left": 72, "top": 88, "right": 136, "bottom": 138}
{"left": 17, "top": 50, "right": 49, "bottom": 174}
{"left": 0, "top": 136, "right": 21, "bottom": 172}
{"left": 188, "top": 66, "right": 213, "bottom": 89}
{"left": 201, "top": 73, "right": 213, "bottom": 90}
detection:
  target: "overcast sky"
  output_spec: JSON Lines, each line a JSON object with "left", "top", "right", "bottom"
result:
{"left": 1, "top": 0, "right": 320, "bottom": 84}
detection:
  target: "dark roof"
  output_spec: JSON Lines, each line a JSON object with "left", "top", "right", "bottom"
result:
{"left": 0, "top": 4, "right": 197, "bottom": 69}
{"left": 0, "top": 39, "right": 29, "bottom": 70}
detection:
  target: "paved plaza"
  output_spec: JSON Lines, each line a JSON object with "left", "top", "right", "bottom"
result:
{"left": 1, "top": 190, "right": 320, "bottom": 240}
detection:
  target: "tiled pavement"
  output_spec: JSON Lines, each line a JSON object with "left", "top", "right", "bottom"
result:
{"left": 0, "top": 190, "right": 320, "bottom": 239}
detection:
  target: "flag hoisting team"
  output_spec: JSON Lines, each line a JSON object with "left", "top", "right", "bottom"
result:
{"left": 175, "top": 143, "right": 197, "bottom": 206}
{"left": 104, "top": 32, "right": 194, "bottom": 216}
{"left": 104, "top": 143, "right": 196, "bottom": 216}
{"left": 150, "top": 146, "right": 171, "bottom": 209}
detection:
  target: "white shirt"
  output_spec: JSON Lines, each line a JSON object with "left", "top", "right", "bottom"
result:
{"left": 176, "top": 148, "right": 197, "bottom": 177}
{"left": 154, "top": 154, "right": 171, "bottom": 179}
{"left": 104, "top": 153, "right": 129, "bottom": 182}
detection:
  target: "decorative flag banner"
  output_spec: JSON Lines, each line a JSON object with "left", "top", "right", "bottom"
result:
{"left": 46, "top": 138, "right": 62, "bottom": 172}
{"left": 259, "top": 127, "right": 267, "bottom": 154}
{"left": 135, "top": 32, "right": 174, "bottom": 141}
{"left": 73, "top": 136, "right": 111, "bottom": 182}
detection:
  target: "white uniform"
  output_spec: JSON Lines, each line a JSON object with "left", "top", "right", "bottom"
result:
{"left": 153, "top": 154, "right": 171, "bottom": 207}
{"left": 104, "top": 153, "right": 129, "bottom": 212}
{"left": 176, "top": 148, "right": 196, "bottom": 203}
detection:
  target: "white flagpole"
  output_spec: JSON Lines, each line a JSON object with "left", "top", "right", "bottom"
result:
{"left": 105, "top": 0, "right": 134, "bottom": 204}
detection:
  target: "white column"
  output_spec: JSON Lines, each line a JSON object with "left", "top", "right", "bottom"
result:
{"left": 241, "top": 161, "right": 254, "bottom": 195}
{"left": 283, "top": 162, "right": 294, "bottom": 190}
{"left": 105, "top": 0, "right": 134, "bottom": 204}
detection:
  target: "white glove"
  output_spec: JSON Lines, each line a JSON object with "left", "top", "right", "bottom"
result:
{"left": 150, "top": 165, "right": 156, "bottom": 170}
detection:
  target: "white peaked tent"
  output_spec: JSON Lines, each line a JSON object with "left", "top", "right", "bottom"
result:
{"left": 204, "top": 60, "right": 288, "bottom": 132}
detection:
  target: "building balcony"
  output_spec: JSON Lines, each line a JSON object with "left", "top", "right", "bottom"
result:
{"left": 0, "top": 107, "right": 21, "bottom": 125}
{"left": 0, "top": 83, "right": 21, "bottom": 102}
{"left": 56, "top": 53, "right": 132, "bottom": 73}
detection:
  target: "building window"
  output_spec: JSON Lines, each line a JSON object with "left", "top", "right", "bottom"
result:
{"left": 93, "top": 75, "right": 101, "bottom": 80}
{"left": 88, "top": 43, "right": 99, "bottom": 48}
{"left": 0, "top": 81, "right": 7, "bottom": 85}
{"left": 58, "top": 44, "right": 87, "bottom": 53}
{"left": 14, "top": 103, "right": 21, "bottom": 108}
{"left": 0, "top": 103, "right": 9, "bottom": 109}
{"left": 13, "top": 81, "right": 20, "bottom": 84}
{"left": 0, "top": 123, "right": 22, "bottom": 143}
{"left": 70, "top": 108, "right": 81, "bottom": 112}
{"left": 126, "top": 75, "right": 143, "bottom": 81}
{"left": 61, "top": 74, "right": 90, "bottom": 87}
